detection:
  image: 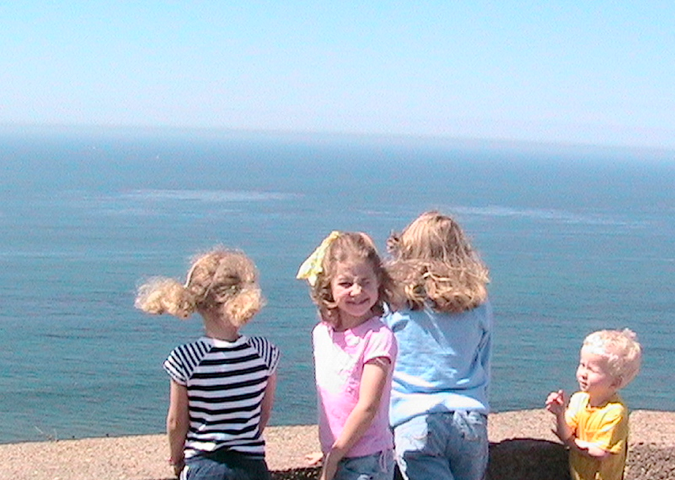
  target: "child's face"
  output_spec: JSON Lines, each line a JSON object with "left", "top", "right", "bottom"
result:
{"left": 330, "top": 260, "right": 380, "bottom": 326}
{"left": 576, "top": 347, "right": 619, "bottom": 402}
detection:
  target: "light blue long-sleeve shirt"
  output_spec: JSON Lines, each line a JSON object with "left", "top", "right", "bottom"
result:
{"left": 383, "top": 301, "right": 492, "bottom": 428}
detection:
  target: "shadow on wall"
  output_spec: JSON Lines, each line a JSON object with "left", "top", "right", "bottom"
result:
{"left": 487, "top": 438, "right": 570, "bottom": 480}
{"left": 269, "top": 439, "right": 570, "bottom": 480}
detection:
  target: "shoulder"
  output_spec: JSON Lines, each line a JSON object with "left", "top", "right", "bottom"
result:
{"left": 168, "top": 337, "right": 213, "bottom": 361}
{"left": 608, "top": 393, "right": 627, "bottom": 409}
{"left": 360, "top": 317, "right": 397, "bottom": 357}
{"left": 476, "top": 299, "right": 493, "bottom": 318}
{"left": 247, "top": 335, "right": 277, "bottom": 350}
{"left": 568, "top": 391, "right": 590, "bottom": 411}
{"left": 600, "top": 394, "right": 628, "bottom": 420}
{"left": 460, "top": 300, "right": 493, "bottom": 329}
{"left": 383, "top": 309, "right": 411, "bottom": 329}
{"left": 247, "top": 336, "right": 281, "bottom": 372}
{"left": 313, "top": 321, "right": 328, "bottom": 333}
{"left": 363, "top": 316, "right": 395, "bottom": 337}
{"left": 570, "top": 391, "right": 588, "bottom": 402}
{"left": 164, "top": 338, "right": 213, "bottom": 384}
{"left": 312, "top": 321, "right": 329, "bottom": 340}
{"left": 565, "top": 392, "right": 589, "bottom": 425}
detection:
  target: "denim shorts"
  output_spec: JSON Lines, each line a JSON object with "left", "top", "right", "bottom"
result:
{"left": 394, "top": 410, "right": 488, "bottom": 480}
{"left": 334, "top": 449, "right": 395, "bottom": 480}
{"left": 180, "top": 449, "right": 271, "bottom": 480}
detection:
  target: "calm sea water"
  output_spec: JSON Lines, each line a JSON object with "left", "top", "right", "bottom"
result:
{"left": 1, "top": 128, "right": 674, "bottom": 444}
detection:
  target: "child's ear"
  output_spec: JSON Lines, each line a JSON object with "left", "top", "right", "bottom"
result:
{"left": 611, "top": 375, "right": 623, "bottom": 389}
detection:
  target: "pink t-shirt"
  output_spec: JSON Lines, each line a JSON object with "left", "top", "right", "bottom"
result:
{"left": 313, "top": 316, "right": 397, "bottom": 457}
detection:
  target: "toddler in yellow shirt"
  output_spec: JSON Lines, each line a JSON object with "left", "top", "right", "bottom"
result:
{"left": 546, "top": 329, "right": 641, "bottom": 480}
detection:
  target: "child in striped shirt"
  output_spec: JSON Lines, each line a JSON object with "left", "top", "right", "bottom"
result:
{"left": 136, "top": 247, "right": 279, "bottom": 480}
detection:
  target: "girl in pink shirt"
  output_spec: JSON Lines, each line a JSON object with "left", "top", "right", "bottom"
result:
{"left": 297, "top": 232, "right": 398, "bottom": 480}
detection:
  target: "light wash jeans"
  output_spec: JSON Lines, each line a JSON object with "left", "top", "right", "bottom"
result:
{"left": 394, "top": 411, "right": 488, "bottom": 480}
{"left": 334, "top": 449, "right": 395, "bottom": 480}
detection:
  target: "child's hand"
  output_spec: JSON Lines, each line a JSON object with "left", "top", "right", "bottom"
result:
{"left": 305, "top": 451, "right": 324, "bottom": 466}
{"left": 319, "top": 451, "right": 340, "bottom": 480}
{"left": 545, "top": 389, "right": 567, "bottom": 416}
{"left": 573, "top": 438, "right": 611, "bottom": 459}
{"left": 575, "top": 439, "right": 591, "bottom": 451}
{"left": 168, "top": 458, "right": 185, "bottom": 477}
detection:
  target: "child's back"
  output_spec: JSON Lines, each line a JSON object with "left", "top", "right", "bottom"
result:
{"left": 387, "top": 302, "right": 491, "bottom": 428}
{"left": 384, "top": 211, "right": 492, "bottom": 480}
{"left": 165, "top": 334, "right": 279, "bottom": 458}
{"left": 136, "top": 247, "right": 279, "bottom": 480}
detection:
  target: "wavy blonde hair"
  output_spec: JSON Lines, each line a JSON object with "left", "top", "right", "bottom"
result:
{"left": 582, "top": 329, "right": 642, "bottom": 389}
{"left": 135, "top": 247, "right": 264, "bottom": 327}
{"left": 309, "top": 232, "right": 396, "bottom": 326}
{"left": 387, "top": 211, "right": 489, "bottom": 313}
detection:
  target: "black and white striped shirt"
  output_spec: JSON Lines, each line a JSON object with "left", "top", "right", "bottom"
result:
{"left": 164, "top": 335, "right": 280, "bottom": 459}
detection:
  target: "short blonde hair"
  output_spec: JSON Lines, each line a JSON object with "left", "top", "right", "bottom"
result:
{"left": 309, "top": 232, "right": 395, "bottom": 325}
{"left": 387, "top": 211, "right": 489, "bottom": 313}
{"left": 582, "top": 329, "right": 642, "bottom": 389}
{"left": 135, "top": 247, "right": 264, "bottom": 327}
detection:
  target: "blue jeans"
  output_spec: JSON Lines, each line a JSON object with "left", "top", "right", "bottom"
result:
{"left": 334, "top": 450, "right": 395, "bottom": 480}
{"left": 180, "top": 449, "right": 271, "bottom": 480}
{"left": 394, "top": 411, "right": 488, "bottom": 480}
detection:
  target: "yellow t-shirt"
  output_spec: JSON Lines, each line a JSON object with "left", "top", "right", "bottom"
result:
{"left": 565, "top": 392, "right": 628, "bottom": 480}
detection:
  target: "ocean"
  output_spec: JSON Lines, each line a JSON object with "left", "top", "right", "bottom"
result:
{"left": 1, "top": 127, "right": 673, "bottom": 444}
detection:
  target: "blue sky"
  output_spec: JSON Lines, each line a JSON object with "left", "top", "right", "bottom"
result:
{"left": 1, "top": 2, "right": 674, "bottom": 149}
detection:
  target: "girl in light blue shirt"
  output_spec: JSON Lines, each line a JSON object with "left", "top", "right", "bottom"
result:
{"left": 384, "top": 211, "right": 492, "bottom": 480}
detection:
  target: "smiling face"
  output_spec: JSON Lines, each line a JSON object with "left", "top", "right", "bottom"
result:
{"left": 330, "top": 259, "right": 380, "bottom": 329}
{"left": 576, "top": 347, "right": 620, "bottom": 406}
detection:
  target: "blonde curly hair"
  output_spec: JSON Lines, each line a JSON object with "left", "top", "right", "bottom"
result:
{"left": 308, "top": 232, "right": 396, "bottom": 326}
{"left": 582, "top": 329, "right": 642, "bottom": 389}
{"left": 387, "top": 211, "right": 489, "bottom": 313}
{"left": 135, "top": 247, "right": 264, "bottom": 327}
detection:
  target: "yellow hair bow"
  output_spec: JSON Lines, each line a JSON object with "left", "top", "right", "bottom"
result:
{"left": 296, "top": 231, "right": 341, "bottom": 286}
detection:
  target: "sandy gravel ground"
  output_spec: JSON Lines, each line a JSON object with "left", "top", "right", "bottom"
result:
{"left": 0, "top": 425, "right": 320, "bottom": 480}
{"left": 1, "top": 410, "right": 672, "bottom": 480}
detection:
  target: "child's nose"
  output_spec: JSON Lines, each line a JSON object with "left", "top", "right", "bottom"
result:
{"left": 351, "top": 284, "right": 362, "bottom": 295}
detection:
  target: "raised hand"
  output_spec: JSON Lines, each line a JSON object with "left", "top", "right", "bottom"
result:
{"left": 546, "top": 389, "right": 567, "bottom": 416}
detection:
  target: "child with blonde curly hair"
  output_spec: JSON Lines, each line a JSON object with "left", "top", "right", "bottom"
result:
{"left": 297, "top": 232, "right": 398, "bottom": 480}
{"left": 136, "top": 247, "right": 279, "bottom": 480}
{"left": 546, "top": 329, "right": 642, "bottom": 480}
{"left": 384, "top": 211, "right": 493, "bottom": 480}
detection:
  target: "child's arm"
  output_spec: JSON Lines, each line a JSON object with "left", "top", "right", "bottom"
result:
{"left": 166, "top": 380, "right": 190, "bottom": 475}
{"left": 321, "top": 357, "right": 390, "bottom": 480}
{"left": 546, "top": 390, "right": 575, "bottom": 446}
{"left": 546, "top": 390, "right": 611, "bottom": 460}
{"left": 259, "top": 372, "right": 277, "bottom": 433}
{"left": 573, "top": 439, "right": 611, "bottom": 459}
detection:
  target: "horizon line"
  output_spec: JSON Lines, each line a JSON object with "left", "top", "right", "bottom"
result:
{"left": 1, "top": 122, "right": 675, "bottom": 159}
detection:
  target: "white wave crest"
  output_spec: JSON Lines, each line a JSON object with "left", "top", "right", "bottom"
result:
{"left": 122, "top": 189, "right": 297, "bottom": 202}
{"left": 451, "top": 205, "right": 637, "bottom": 226}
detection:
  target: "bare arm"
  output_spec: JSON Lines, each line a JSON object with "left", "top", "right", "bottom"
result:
{"left": 167, "top": 380, "right": 190, "bottom": 475}
{"left": 259, "top": 372, "right": 277, "bottom": 433}
{"left": 573, "top": 439, "right": 611, "bottom": 459}
{"left": 321, "top": 357, "right": 390, "bottom": 480}
{"left": 546, "top": 390, "right": 574, "bottom": 446}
